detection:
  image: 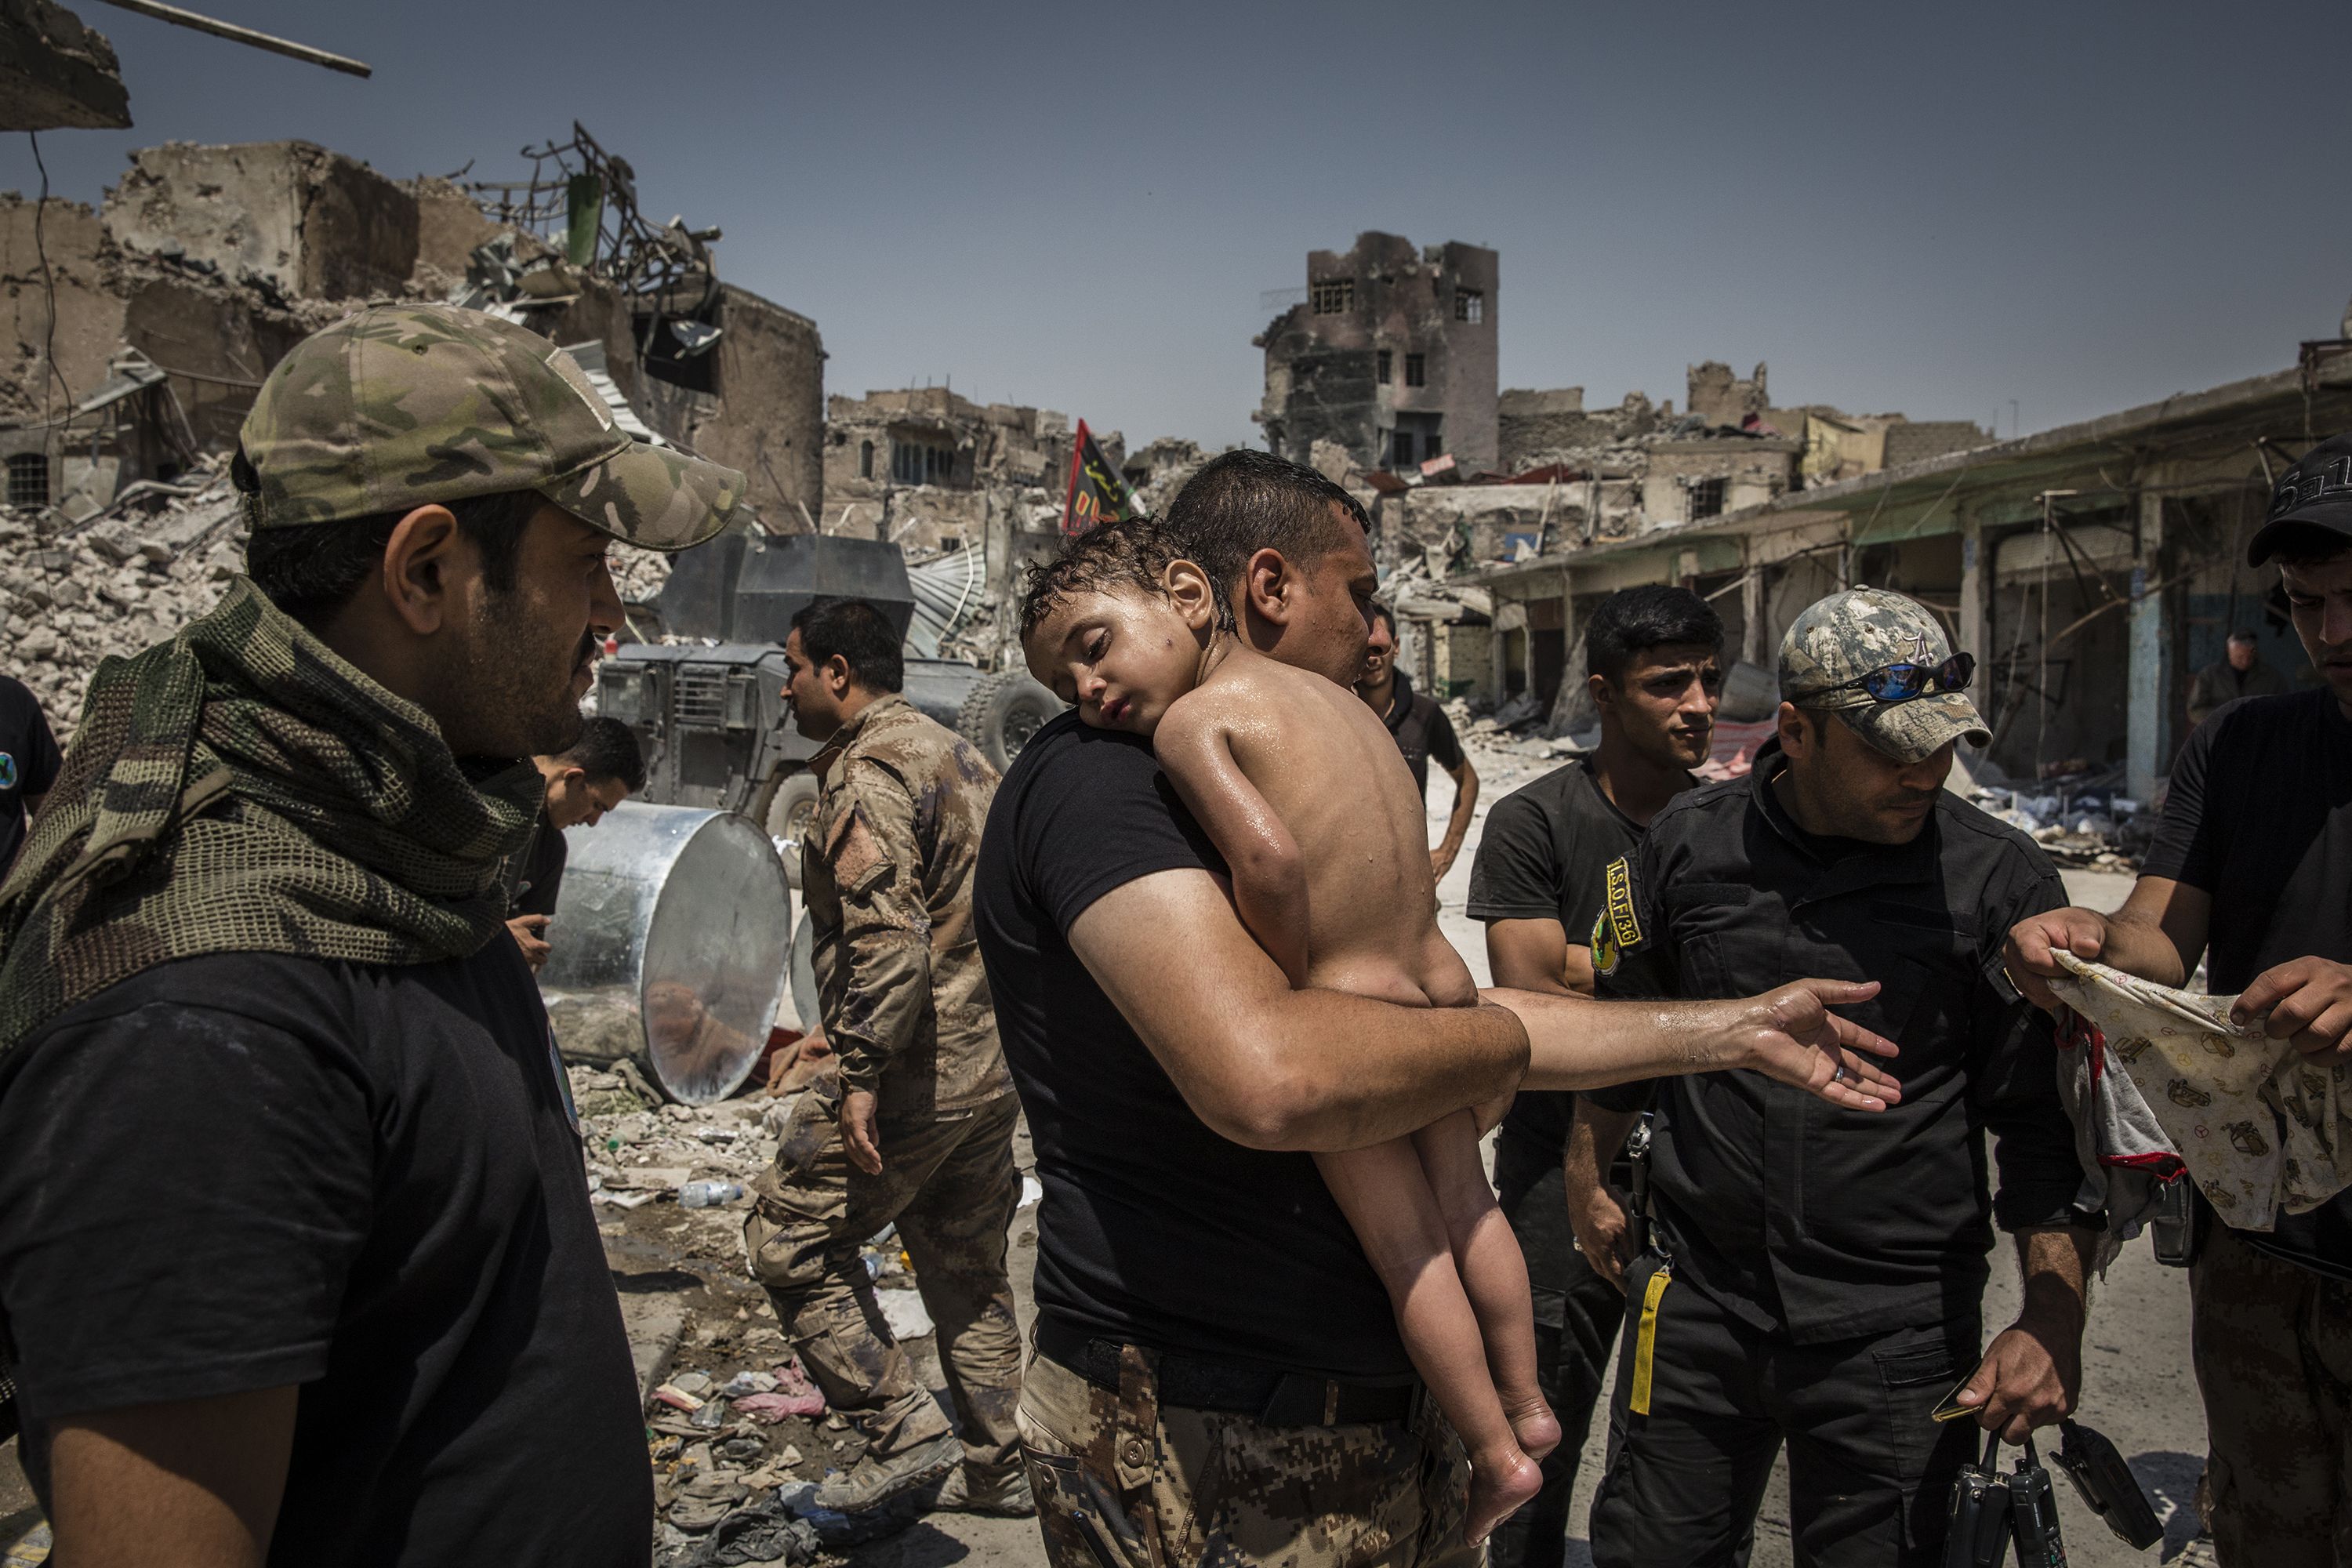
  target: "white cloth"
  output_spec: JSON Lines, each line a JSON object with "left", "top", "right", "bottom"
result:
{"left": 2049, "top": 952, "right": 2352, "bottom": 1232}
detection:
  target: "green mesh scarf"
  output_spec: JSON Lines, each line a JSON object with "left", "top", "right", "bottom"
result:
{"left": 0, "top": 576, "right": 544, "bottom": 1052}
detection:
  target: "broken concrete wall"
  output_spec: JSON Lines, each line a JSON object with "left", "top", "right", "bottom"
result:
{"left": 637, "top": 282, "right": 822, "bottom": 532}
{"left": 1641, "top": 438, "right": 1798, "bottom": 524}
{"left": 405, "top": 174, "right": 502, "bottom": 287}
{"left": 103, "top": 142, "right": 419, "bottom": 302}
{"left": 1686, "top": 361, "right": 1767, "bottom": 428}
{"left": 0, "top": 194, "right": 122, "bottom": 424}
{"left": 1497, "top": 388, "right": 1664, "bottom": 472}
{"left": 1, "top": 0, "right": 129, "bottom": 132}
{"left": 1882, "top": 419, "right": 1990, "bottom": 468}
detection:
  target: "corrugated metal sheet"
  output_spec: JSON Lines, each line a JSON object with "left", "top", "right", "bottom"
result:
{"left": 905, "top": 545, "right": 982, "bottom": 659}
{"left": 558, "top": 340, "right": 668, "bottom": 447}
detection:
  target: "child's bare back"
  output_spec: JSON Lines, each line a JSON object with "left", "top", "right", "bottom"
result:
{"left": 1152, "top": 646, "right": 1477, "bottom": 1011}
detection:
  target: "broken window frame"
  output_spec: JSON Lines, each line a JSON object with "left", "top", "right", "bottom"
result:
{"left": 1404, "top": 354, "right": 1427, "bottom": 389}
{"left": 1377, "top": 349, "right": 1393, "bottom": 383}
{"left": 1389, "top": 429, "right": 1416, "bottom": 470}
{"left": 859, "top": 441, "right": 875, "bottom": 481}
{"left": 1690, "top": 477, "right": 1727, "bottom": 520}
{"left": 5, "top": 452, "right": 50, "bottom": 508}
{"left": 1310, "top": 278, "right": 1356, "bottom": 316}
{"left": 1456, "top": 289, "right": 1485, "bottom": 324}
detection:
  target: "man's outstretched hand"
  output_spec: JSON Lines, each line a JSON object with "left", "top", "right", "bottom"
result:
{"left": 2002, "top": 906, "right": 2113, "bottom": 1011}
{"left": 1727, "top": 979, "right": 1903, "bottom": 1111}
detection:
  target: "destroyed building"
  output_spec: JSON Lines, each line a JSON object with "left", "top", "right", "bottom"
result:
{"left": 1465, "top": 333, "right": 2352, "bottom": 808}
{"left": 1255, "top": 232, "right": 1497, "bottom": 477}
{"left": 1, "top": 132, "right": 822, "bottom": 731}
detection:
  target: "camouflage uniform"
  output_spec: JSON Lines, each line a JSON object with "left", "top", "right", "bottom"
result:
{"left": 1017, "top": 1352, "right": 1477, "bottom": 1568}
{"left": 746, "top": 694, "right": 1021, "bottom": 1472}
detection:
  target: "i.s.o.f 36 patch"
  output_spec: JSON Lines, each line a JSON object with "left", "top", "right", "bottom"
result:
{"left": 1592, "top": 855, "right": 1643, "bottom": 977}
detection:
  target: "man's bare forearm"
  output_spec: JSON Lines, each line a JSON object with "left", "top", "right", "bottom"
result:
{"left": 2092, "top": 913, "right": 2192, "bottom": 989}
{"left": 1499, "top": 989, "right": 1758, "bottom": 1090}
{"left": 1563, "top": 1100, "right": 1639, "bottom": 1206}
{"left": 2015, "top": 1225, "right": 2096, "bottom": 1333}
{"left": 1254, "top": 991, "right": 1529, "bottom": 1152}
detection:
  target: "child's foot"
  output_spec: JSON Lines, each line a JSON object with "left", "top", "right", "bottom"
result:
{"left": 1504, "top": 1393, "right": 1562, "bottom": 1462}
{"left": 1464, "top": 1447, "right": 1544, "bottom": 1546}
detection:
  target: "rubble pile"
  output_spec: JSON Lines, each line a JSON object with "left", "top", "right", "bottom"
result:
{"left": 2, "top": 454, "right": 245, "bottom": 737}
{"left": 568, "top": 1061, "right": 971, "bottom": 1563}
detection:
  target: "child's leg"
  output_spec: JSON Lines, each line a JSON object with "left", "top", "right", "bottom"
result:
{"left": 1411, "top": 1109, "right": 1560, "bottom": 1460}
{"left": 1317, "top": 1141, "right": 1541, "bottom": 1543}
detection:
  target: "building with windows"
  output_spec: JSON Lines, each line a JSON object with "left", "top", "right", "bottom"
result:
{"left": 1254, "top": 232, "right": 1498, "bottom": 476}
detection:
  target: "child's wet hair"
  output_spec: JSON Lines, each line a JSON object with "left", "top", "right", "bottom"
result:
{"left": 1018, "top": 517, "right": 1233, "bottom": 644}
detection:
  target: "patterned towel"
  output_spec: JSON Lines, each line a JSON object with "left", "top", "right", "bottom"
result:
{"left": 2050, "top": 952, "right": 2351, "bottom": 1231}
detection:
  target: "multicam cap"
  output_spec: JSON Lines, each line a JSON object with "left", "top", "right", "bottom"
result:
{"left": 2246, "top": 430, "right": 2352, "bottom": 565}
{"left": 236, "top": 302, "right": 744, "bottom": 551}
{"left": 1778, "top": 588, "right": 1990, "bottom": 764}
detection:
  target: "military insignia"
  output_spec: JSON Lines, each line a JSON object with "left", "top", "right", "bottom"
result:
{"left": 2227, "top": 1121, "right": 2270, "bottom": 1158}
{"left": 1591, "top": 909, "right": 1621, "bottom": 978}
{"left": 1602, "top": 857, "right": 1642, "bottom": 950}
{"left": 0, "top": 752, "right": 15, "bottom": 790}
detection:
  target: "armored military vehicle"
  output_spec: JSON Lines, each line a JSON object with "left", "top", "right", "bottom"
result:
{"left": 592, "top": 532, "right": 1060, "bottom": 884}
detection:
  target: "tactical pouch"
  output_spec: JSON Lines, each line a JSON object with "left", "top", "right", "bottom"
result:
{"left": 2053, "top": 1418, "right": 2163, "bottom": 1550}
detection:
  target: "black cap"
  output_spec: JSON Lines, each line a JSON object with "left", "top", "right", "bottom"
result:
{"left": 2249, "top": 432, "right": 2352, "bottom": 565}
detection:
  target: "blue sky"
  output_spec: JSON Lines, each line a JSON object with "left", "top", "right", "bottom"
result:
{"left": 9, "top": 0, "right": 2346, "bottom": 452}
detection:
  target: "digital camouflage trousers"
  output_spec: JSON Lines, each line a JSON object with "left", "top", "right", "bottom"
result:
{"left": 1015, "top": 1345, "right": 1478, "bottom": 1568}
{"left": 2193, "top": 1218, "right": 2352, "bottom": 1566}
{"left": 746, "top": 1082, "right": 1023, "bottom": 1469}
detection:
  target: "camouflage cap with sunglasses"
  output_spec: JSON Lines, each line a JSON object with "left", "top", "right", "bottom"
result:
{"left": 1779, "top": 588, "right": 1991, "bottom": 764}
{"left": 234, "top": 302, "right": 745, "bottom": 550}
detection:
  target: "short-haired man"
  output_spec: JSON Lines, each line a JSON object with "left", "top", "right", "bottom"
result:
{"left": 1466, "top": 583, "right": 1722, "bottom": 1568}
{"left": 0, "top": 303, "right": 740, "bottom": 1564}
{"left": 2006, "top": 435, "right": 2352, "bottom": 1562}
{"left": 1581, "top": 589, "right": 2098, "bottom": 1566}
{"left": 978, "top": 450, "right": 1909, "bottom": 1568}
{"left": 506, "top": 715, "right": 645, "bottom": 971}
{"left": 2186, "top": 628, "right": 2287, "bottom": 730}
{"left": 1359, "top": 603, "right": 1479, "bottom": 880}
{"left": 745, "top": 595, "right": 1026, "bottom": 1518}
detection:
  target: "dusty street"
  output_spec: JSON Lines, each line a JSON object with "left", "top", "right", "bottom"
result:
{"left": 0, "top": 742, "right": 2209, "bottom": 1568}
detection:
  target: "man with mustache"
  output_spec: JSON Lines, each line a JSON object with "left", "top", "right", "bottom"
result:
{"left": 0, "top": 303, "right": 741, "bottom": 1566}
{"left": 1580, "top": 588, "right": 2097, "bottom": 1567}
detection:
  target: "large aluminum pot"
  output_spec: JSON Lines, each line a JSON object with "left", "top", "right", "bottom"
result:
{"left": 539, "top": 801, "right": 789, "bottom": 1105}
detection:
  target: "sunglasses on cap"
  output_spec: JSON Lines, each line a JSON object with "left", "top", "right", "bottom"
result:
{"left": 1794, "top": 652, "right": 1975, "bottom": 706}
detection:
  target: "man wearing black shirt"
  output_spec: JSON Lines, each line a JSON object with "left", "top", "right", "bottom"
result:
{"left": 981, "top": 453, "right": 1912, "bottom": 1568}
{"left": 1359, "top": 603, "right": 1479, "bottom": 880}
{"left": 0, "top": 673, "right": 61, "bottom": 875}
{"left": 0, "top": 304, "right": 744, "bottom": 1566}
{"left": 2008, "top": 435, "right": 2352, "bottom": 1563}
{"left": 506, "top": 716, "right": 644, "bottom": 971}
{"left": 1467, "top": 584, "right": 1722, "bottom": 1568}
{"left": 1583, "top": 590, "right": 2094, "bottom": 1567}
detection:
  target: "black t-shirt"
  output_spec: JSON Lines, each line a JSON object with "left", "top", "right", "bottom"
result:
{"left": 1467, "top": 757, "right": 1655, "bottom": 1158}
{"left": 1378, "top": 672, "right": 1465, "bottom": 799}
{"left": 0, "top": 675, "right": 63, "bottom": 872}
{"left": 2140, "top": 689, "right": 2352, "bottom": 1276}
{"left": 509, "top": 808, "right": 569, "bottom": 920}
{"left": 975, "top": 710, "right": 1409, "bottom": 1381}
{"left": 0, "top": 946, "right": 652, "bottom": 1566}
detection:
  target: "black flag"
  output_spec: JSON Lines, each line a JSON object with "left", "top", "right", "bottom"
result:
{"left": 1062, "top": 420, "right": 1142, "bottom": 537}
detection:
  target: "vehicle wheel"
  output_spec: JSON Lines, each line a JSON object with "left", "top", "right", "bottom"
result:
{"left": 750, "top": 767, "right": 822, "bottom": 889}
{"left": 957, "top": 671, "right": 1065, "bottom": 774}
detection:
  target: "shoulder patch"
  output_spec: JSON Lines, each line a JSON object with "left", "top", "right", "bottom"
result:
{"left": 1591, "top": 855, "right": 1643, "bottom": 976}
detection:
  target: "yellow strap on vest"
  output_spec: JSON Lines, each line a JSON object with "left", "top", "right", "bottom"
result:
{"left": 1628, "top": 1265, "right": 1671, "bottom": 1417}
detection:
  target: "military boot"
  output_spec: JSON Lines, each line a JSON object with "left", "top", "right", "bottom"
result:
{"left": 810, "top": 1430, "right": 961, "bottom": 1515}
{"left": 929, "top": 1459, "right": 1036, "bottom": 1517}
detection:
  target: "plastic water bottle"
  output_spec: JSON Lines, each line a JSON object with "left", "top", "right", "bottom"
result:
{"left": 679, "top": 1180, "right": 742, "bottom": 1209}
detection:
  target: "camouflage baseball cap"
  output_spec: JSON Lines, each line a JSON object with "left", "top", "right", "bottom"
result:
{"left": 236, "top": 302, "right": 744, "bottom": 550}
{"left": 1778, "top": 588, "right": 1990, "bottom": 764}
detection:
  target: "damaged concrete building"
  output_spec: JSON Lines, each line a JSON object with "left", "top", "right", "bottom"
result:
{"left": 1464, "top": 338, "right": 2352, "bottom": 804}
{"left": 1, "top": 132, "right": 825, "bottom": 728}
{"left": 1255, "top": 232, "right": 1498, "bottom": 477}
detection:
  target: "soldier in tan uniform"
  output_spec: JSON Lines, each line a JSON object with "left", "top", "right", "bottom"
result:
{"left": 745, "top": 596, "right": 1029, "bottom": 1519}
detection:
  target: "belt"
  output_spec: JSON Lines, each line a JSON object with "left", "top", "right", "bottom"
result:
{"left": 1033, "top": 1317, "right": 1416, "bottom": 1428}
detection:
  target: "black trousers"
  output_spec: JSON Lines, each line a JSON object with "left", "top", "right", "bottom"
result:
{"left": 1485, "top": 1130, "right": 1628, "bottom": 1568}
{"left": 1588, "top": 1254, "right": 1981, "bottom": 1568}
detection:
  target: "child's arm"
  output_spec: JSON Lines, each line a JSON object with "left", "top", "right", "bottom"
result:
{"left": 1155, "top": 702, "right": 1312, "bottom": 986}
